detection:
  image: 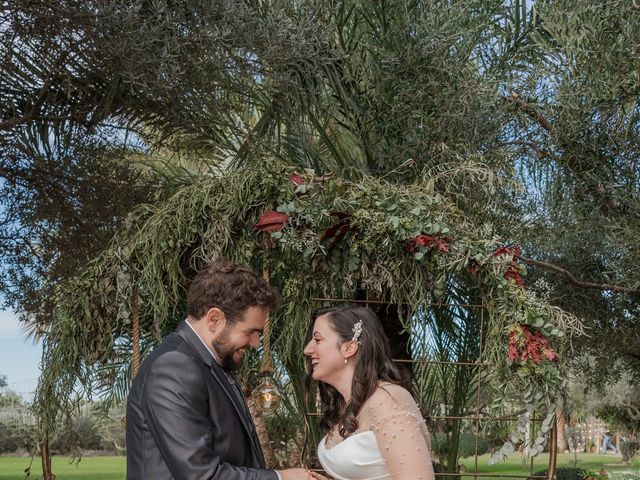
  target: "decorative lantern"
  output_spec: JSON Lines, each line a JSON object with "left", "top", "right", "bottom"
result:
{"left": 251, "top": 374, "right": 282, "bottom": 413}
{"left": 250, "top": 259, "right": 283, "bottom": 413}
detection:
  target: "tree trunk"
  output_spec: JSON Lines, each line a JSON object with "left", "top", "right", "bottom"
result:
{"left": 40, "top": 437, "right": 55, "bottom": 480}
{"left": 556, "top": 410, "right": 568, "bottom": 453}
{"left": 286, "top": 430, "right": 305, "bottom": 468}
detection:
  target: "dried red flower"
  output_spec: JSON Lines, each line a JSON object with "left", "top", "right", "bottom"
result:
{"left": 542, "top": 348, "right": 559, "bottom": 362}
{"left": 321, "top": 212, "right": 353, "bottom": 251}
{"left": 507, "top": 324, "right": 558, "bottom": 365}
{"left": 407, "top": 234, "right": 450, "bottom": 254}
{"left": 493, "top": 245, "right": 522, "bottom": 258}
{"left": 290, "top": 174, "right": 304, "bottom": 186}
{"left": 504, "top": 265, "right": 525, "bottom": 287}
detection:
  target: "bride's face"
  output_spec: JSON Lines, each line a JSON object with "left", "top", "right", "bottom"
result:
{"left": 303, "top": 314, "right": 348, "bottom": 383}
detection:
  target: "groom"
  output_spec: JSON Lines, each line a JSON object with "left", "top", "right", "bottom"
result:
{"left": 126, "top": 258, "right": 309, "bottom": 479}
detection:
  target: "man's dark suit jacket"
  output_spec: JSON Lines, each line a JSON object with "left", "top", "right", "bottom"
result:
{"left": 126, "top": 321, "right": 278, "bottom": 480}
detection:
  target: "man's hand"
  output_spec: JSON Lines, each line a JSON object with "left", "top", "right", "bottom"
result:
{"left": 277, "top": 468, "right": 315, "bottom": 479}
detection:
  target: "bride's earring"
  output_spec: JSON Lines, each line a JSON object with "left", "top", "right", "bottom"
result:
{"left": 344, "top": 358, "right": 348, "bottom": 364}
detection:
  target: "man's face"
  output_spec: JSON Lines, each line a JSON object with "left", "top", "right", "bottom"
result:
{"left": 211, "top": 306, "right": 268, "bottom": 370}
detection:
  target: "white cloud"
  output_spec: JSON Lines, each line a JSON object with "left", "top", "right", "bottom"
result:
{"left": 0, "top": 308, "right": 26, "bottom": 337}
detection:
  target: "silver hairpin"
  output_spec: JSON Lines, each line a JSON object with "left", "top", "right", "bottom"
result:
{"left": 351, "top": 319, "right": 363, "bottom": 344}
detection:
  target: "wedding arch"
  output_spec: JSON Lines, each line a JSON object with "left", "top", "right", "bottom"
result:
{"left": 34, "top": 158, "right": 583, "bottom": 477}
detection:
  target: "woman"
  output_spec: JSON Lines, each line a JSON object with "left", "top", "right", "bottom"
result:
{"left": 303, "top": 305, "right": 435, "bottom": 480}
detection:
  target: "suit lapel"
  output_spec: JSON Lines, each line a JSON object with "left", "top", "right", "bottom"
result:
{"left": 175, "top": 321, "right": 265, "bottom": 467}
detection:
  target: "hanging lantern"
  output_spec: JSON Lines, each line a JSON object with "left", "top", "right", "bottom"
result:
{"left": 250, "top": 257, "right": 283, "bottom": 413}
{"left": 251, "top": 374, "right": 282, "bottom": 413}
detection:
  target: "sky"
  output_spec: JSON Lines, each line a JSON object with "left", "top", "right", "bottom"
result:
{"left": 0, "top": 308, "right": 42, "bottom": 401}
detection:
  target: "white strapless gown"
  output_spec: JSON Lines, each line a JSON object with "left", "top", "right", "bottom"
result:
{"left": 317, "top": 431, "right": 390, "bottom": 480}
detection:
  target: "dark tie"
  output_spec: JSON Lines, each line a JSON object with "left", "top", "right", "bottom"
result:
{"left": 222, "top": 370, "right": 257, "bottom": 434}
{"left": 223, "top": 370, "right": 246, "bottom": 406}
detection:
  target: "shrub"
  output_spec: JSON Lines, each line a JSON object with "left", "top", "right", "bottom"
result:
{"left": 621, "top": 440, "right": 640, "bottom": 464}
{"left": 0, "top": 423, "right": 37, "bottom": 453}
{"left": 431, "top": 432, "right": 489, "bottom": 463}
{"left": 52, "top": 416, "right": 103, "bottom": 453}
{"left": 458, "top": 433, "right": 489, "bottom": 458}
{"left": 535, "top": 467, "right": 586, "bottom": 480}
{"left": 433, "top": 462, "right": 460, "bottom": 480}
{"left": 430, "top": 432, "right": 489, "bottom": 461}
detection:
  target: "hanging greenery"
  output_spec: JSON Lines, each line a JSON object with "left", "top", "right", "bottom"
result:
{"left": 33, "top": 157, "right": 583, "bottom": 461}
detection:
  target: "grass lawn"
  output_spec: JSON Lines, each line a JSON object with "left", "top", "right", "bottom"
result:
{"left": 0, "top": 456, "right": 126, "bottom": 480}
{"left": 0, "top": 452, "right": 633, "bottom": 480}
{"left": 460, "top": 453, "right": 633, "bottom": 479}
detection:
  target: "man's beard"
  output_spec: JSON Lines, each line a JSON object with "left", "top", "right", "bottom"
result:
{"left": 212, "top": 329, "right": 243, "bottom": 371}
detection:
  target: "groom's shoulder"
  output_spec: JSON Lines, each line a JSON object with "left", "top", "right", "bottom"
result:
{"left": 142, "top": 332, "right": 201, "bottom": 370}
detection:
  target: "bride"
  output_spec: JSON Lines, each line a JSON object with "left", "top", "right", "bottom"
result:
{"left": 303, "top": 305, "right": 435, "bottom": 480}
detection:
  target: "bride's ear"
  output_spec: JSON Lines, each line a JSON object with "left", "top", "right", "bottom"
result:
{"left": 342, "top": 340, "right": 359, "bottom": 360}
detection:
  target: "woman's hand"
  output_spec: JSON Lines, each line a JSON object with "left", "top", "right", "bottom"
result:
{"left": 307, "top": 470, "right": 330, "bottom": 480}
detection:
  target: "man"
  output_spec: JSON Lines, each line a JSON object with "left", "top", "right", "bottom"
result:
{"left": 126, "top": 258, "right": 309, "bottom": 479}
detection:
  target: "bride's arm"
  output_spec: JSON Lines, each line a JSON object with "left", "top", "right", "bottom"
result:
{"left": 367, "top": 385, "right": 436, "bottom": 480}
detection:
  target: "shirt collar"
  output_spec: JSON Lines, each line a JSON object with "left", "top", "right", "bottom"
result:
{"left": 184, "top": 318, "right": 220, "bottom": 364}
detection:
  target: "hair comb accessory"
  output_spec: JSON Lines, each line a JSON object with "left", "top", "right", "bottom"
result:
{"left": 351, "top": 319, "right": 363, "bottom": 344}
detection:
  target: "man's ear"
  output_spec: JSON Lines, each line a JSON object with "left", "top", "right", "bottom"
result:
{"left": 342, "top": 340, "right": 359, "bottom": 360}
{"left": 205, "top": 307, "right": 227, "bottom": 337}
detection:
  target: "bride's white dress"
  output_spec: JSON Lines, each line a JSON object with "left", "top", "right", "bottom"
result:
{"left": 317, "top": 384, "right": 434, "bottom": 480}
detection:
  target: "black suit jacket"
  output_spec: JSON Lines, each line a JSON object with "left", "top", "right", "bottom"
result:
{"left": 126, "top": 321, "right": 278, "bottom": 480}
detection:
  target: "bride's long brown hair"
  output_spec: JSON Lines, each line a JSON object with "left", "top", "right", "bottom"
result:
{"left": 303, "top": 305, "right": 409, "bottom": 438}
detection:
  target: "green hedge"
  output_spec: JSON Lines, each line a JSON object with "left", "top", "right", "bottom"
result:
{"left": 430, "top": 432, "right": 490, "bottom": 461}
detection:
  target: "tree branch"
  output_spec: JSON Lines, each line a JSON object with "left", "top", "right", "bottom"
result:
{"left": 505, "top": 94, "right": 558, "bottom": 137}
{"left": 516, "top": 254, "right": 639, "bottom": 294}
{"left": 0, "top": 113, "right": 80, "bottom": 131}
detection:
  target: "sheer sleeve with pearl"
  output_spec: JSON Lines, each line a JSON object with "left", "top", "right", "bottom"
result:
{"left": 359, "top": 383, "right": 435, "bottom": 480}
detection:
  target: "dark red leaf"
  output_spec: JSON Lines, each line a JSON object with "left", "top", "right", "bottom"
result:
{"left": 254, "top": 211, "right": 290, "bottom": 233}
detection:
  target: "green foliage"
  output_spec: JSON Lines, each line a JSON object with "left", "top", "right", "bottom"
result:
{"left": 30, "top": 161, "right": 582, "bottom": 462}
{"left": 0, "top": 136, "right": 159, "bottom": 336}
{"left": 0, "top": 424, "right": 37, "bottom": 454}
{"left": 458, "top": 433, "right": 490, "bottom": 459}
{"left": 431, "top": 432, "right": 489, "bottom": 462}
{"left": 596, "top": 403, "right": 640, "bottom": 439}
{"left": 620, "top": 441, "right": 640, "bottom": 465}
{"left": 534, "top": 467, "right": 588, "bottom": 480}
{"left": 51, "top": 416, "right": 103, "bottom": 454}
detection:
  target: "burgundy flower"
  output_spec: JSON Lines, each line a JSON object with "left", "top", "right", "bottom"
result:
{"left": 507, "top": 325, "right": 558, "bottom": 365}
{"left": 321, "top": 212, "right": 353, "bottom": 251}
{"left": 504, "top": 265, "right": 524, "bottom": 287}
{"left": 493, "top": 245, "right": 525, "bottom": 287}
{"left": 290, "top": 174, "right": 304, "bottom": 186}
{"left": 407, "top": 234, "right": 450, "bottom": 254}
{"left": 493, "top": 245, "right": 522, "bottom": 258}
{"left": 254, "top": 211, "right": 290, "bottom": 233}
{"left": 542, "top": 348, "right": 559, "bottom": 362}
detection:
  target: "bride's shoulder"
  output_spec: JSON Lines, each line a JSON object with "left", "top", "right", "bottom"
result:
{"left": 359, "top": 383, "right": 425, "bottom": 432}
{"left": 365, "top": 382, "right": 417, "bottom": 411}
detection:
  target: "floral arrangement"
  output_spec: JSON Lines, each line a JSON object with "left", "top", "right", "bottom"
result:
{"left": 508, "top": 324, "right": 559, "bottom": 365}
{"left": 249, "top": 170, "right": 582, "bottom": 461}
